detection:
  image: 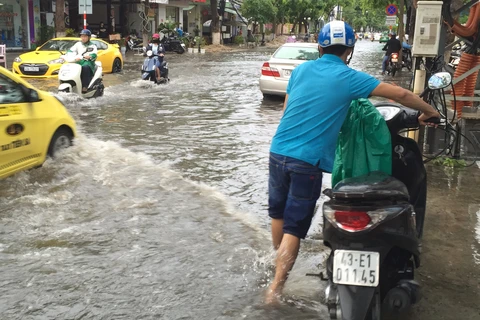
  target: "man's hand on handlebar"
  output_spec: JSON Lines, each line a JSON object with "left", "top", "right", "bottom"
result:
{"left": 418, "top": 110, "right": 441, "bottom": 127}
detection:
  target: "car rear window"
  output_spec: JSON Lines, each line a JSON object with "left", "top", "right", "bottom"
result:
{"left": 273, "top": 46, "right": 319, "bottom": 60}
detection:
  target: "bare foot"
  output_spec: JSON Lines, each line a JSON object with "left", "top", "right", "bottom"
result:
{"left": 264, "top": 285, "right": 282, "bottom": 305}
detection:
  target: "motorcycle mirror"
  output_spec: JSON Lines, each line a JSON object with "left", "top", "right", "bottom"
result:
{"left": 428, "top": 72, "right": 452, "bottom": 90}
{"left": 146, "top": 50, "right": 153, "bottom": 57}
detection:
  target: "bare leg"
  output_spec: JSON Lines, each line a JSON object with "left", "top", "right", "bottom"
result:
{"left": 271, "top": 218, "right": 284, "bottom": 250}
{"left": 265, "top": 234, "right": 300, "bottom": 304}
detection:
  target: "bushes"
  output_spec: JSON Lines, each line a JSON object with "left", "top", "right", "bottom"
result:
{"left": 65, "top": 28, "right": 76, "bottom": 37}
{"left": 234, "top": 35, "right": 244, "bottom": 44}
{"left": 36, "top": 26, "right": 55, "bottom": 46}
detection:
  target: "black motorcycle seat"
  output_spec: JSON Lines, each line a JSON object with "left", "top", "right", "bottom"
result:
{"left": 331, "top": 171, "right": 409, "bottom": 201}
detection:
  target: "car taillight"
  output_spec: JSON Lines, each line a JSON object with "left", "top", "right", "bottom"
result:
{"left": 334, "top": 211, "right": 371, "bottom": 231}
{"left": 323, "top": 204, "right": 408, "bottom": 233}
{"left": 261, "top": 62, "right": 281, "bottom": 77}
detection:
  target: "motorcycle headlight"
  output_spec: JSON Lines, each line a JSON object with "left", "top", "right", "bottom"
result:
{"left": 14, "top": 56, "right": 22, "bottom": 63}
{"left": 48, "top": 58, "right": 65, "bottom": 64}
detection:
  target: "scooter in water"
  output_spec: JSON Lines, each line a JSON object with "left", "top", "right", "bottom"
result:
{"left": 58, "top": 53, "right": 104, "bottom": 98}
{"left": 386, "top": 52, "right": 400, "bottom": 77}
{"left": 141, "top": 50, "right": 169, "bottom": 84}
{"left": 319, "top": 72, "right": 448, "bottom": 320}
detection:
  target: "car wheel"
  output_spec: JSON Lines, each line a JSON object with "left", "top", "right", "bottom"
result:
{"left": 112, "top": 58, "right": 122, "bottom": 73}
{"left": 47, "top": 128, "right": 73, "bottom": 158}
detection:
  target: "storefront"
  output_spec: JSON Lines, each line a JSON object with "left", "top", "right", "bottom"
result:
{"left": 0, "top": 0, "right": 30, "bottom": 49}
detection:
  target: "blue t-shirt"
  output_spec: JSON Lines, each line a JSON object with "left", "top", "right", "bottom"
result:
{"left": 270, "top": 54, "right": 380, "bottom": 172}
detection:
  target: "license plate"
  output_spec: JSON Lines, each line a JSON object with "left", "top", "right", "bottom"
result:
{"left": 333, "top": 250, "right": 380, "bottom": 287}
{"left": 284, "top": 70, "right": 292, "bottom": 76}
{"left": 24, "top": 66, "right": 39, "bottom": 72}
{"left": 391, "top": 59, "right": 398, "bottom": 63}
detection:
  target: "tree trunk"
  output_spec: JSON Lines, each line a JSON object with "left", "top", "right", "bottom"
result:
{"left": 211, "top": 0, "right": 221, "bottom": 45}
{"left": 446, "top": 0, "right": 464, "bottom": 62}
{"left": 55, "top": 0, "right": 66, "bottom": 37}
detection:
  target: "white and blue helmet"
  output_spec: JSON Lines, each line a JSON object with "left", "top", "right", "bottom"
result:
{"left": 318, "top": 21, "right": 356, "bottom": 48}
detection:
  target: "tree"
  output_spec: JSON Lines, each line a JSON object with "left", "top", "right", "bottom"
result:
{"left": 241, "top": 0, "right": 277, "bottom": 34}
{"left": 55, "top": 0, "right": 66, "bottom": 37}
{"left": 211, "top": 0, "right": 221, "bottom": 45}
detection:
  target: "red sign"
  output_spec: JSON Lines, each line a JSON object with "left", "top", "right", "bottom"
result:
{"left": 385, "top": 4, "right": 398, "bottom": 16}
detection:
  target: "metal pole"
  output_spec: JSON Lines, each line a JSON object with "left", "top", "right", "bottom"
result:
{"left": 83, "top": 0, "right": 87, "bottom": 30}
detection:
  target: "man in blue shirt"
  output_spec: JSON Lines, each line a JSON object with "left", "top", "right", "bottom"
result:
{"left": 265, "top": 21, "right": 440, "bottom": 304}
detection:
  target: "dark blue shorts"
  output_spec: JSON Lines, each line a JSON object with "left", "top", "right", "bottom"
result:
{"left": 268, "top": 152, "right": 323, "bottom": 239}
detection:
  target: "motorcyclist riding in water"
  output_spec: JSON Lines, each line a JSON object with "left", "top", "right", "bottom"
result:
{"left": 145, "top": 34, "right": 166, "bottom": 82}
{"left": 381, "top": 32, "right": 402, "bottom": 75}
{"left": 67, "top": 29, "right": 98, "bottom": 93}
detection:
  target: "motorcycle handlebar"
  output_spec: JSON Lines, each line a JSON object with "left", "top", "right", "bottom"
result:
{"left": 423, "top": 117, "right": 441, "bottom": 124}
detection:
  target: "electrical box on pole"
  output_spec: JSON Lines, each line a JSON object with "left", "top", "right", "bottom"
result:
{"left": 412, "top": 1, "right": 443, "bottom": 57}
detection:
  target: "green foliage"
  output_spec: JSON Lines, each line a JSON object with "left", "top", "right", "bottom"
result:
{"left": 432, "top": 157, "right": 467, "bottom": 168}
{"left": 241, "top": 0, "right": 277, "bottom": 24}
{"left": 158, "top": 21, "right": 178, "bottom": 35}
{"left": 234, "top": 35, "right": 245, "bottom": 44}
{"left": 65, "top": 28, "right": 76, "bottom": 37}
{"left": 195, "top": 36, "right": 207, "bottom": 48}
{"left": 36, "top": 25, "right": 55, "bottom": 46}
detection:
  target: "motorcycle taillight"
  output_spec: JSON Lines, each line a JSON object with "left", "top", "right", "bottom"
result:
{"left": 392, "top": 53, "right": 398, "bottom": 59}
{"left": 323, "top": 204, "right": 408, "bottom": 233}
{"left": 334, "top": 211, "right": 371, "bottom": 231}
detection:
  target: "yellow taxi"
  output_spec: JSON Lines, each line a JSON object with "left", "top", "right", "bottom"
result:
{"left": 12, "top": 37, "right": 123, "bottom": 78}
{"left": 0, "top": 66, "right": 76, "bottom": 179}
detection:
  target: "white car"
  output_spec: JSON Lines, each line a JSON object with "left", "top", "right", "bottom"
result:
{"left": 259, "top": 42, "right": 319, "bottom": 98}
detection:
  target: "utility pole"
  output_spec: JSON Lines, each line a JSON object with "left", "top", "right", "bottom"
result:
{"left": 55, "top": 0, "right": 66, "bottom": 37}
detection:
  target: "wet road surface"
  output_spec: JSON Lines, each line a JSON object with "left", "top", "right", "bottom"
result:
{"left": 0, "top": 40, "right": 479, "bottom": 319}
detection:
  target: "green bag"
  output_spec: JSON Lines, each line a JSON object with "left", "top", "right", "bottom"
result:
{"left": 331, "top": 98, "right": 392, "bottom": 186}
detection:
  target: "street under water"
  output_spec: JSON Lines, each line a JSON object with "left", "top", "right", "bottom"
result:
{"left": 0, "top": 40, "right": 479, "bottom": 320}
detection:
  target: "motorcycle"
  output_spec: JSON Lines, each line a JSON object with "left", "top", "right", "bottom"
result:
{"left": 141, "top": 50, "right": 169, "bottom": 84}
{"left": 448, "top": 43, "right": 467, "bottom": 70}
{"left": 160, "top": 34, "right": 186, "bottom": 54}
{"left": 386, "top": 52, "right": 400, "bottom": 77}
{"left": 58, "top": 52, "right": 104, "bottom": 99}
{"left": 402, "top": 47, "right": 412, "bottom": 71}
{"left": 126, "top": 35, "right": 143, "bottom": 52}
{"left": 319, "top": 72, "right": 447, "bottom": 320}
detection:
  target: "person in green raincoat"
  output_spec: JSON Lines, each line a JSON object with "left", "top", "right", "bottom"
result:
{"left": 67, "top": 29, "right": 98, "bottom": 93}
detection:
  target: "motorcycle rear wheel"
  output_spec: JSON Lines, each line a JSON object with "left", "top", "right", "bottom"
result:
{"left": 392, "top": 65, "right": 397, "bottom": 77}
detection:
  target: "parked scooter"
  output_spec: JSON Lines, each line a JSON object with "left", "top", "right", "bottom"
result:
{"left": 126, "top": 34, "right": 143, "bottom": 52}
{"left": 141, "top": 50, "right": 169, "bottom": 84}
{"left": 58, "top": 53, "right": 104, "bottom": 98}
{"left": 402, "top": 47, "right": 412, "bottom": 71}
{"left": 160, "top": 33, "right": 186, "bottom": 54}
{"left": 448, "top": 43, "right": 467, "bottom": 70}
{"left": 319, "top": 72, "right": 447, "bottom": 320}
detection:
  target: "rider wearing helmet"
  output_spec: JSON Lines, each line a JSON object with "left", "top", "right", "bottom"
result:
{"left": 265, "top": 20, "right": 440, "bottom": 304}
{"left": 382, "top": 32, "right": 402, "bottom": 75}
{"left": 67, "top": 29, "right": 98, "bottom": 93}
{"left": 145, "top": 33, "right": 167, "bottom": 82}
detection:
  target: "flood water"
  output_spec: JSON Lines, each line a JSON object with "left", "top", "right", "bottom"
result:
{"left": 1, "top": 40, "right": 479, "bottom": 320}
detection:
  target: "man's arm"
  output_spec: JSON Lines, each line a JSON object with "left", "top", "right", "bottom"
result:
{"left": 283, "top": 94, "right": 289, "bottom": 112}
{"left": 371, "top": 83, "right": 440, "bottom": 124}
